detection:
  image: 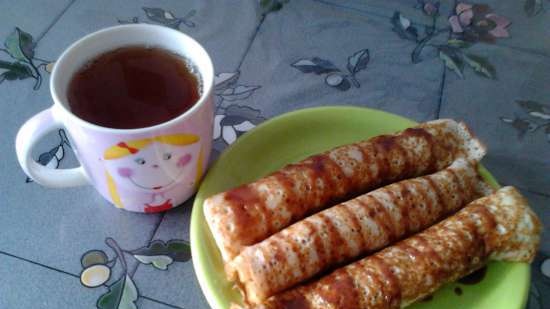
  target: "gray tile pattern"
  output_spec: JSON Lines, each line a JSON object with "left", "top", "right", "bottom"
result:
{"left": 0, "top": 0, "right": 548, "bottom": 308}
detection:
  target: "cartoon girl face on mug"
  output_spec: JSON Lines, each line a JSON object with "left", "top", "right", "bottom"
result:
{"left": 101, "top": 134, "right": 202, "bottom": 212}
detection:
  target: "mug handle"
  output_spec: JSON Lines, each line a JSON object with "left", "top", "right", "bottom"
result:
{"left": 15, "top": 108, "right": 89, "bottom": 187}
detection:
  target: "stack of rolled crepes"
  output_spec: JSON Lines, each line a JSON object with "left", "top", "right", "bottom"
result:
{"left": 203, "top": 119, "right": 542, "bottom": 308}
{"left": 240, "top": 187, "right": 541, "bottom": 309}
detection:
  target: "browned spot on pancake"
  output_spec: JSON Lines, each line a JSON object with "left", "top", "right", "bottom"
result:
{"left": 474, "top": 206, "right": 498, "bottom": 252}
{"left": 400, "top": 241, "right": 424, "bottom": 262}
{"left": 307, "top": 154, "right": 351, "bottom": 206}
{"left": 225, "top": 184, "right": 261, "bottom": 204}
{"left": 274, "top": 233, "right": 307, "bottom": 282}
{"left": 411, "top": 181, "right": 432, "bottom": 227}
{"left": 350, "top": 142, "right": 372, "bottom": 192}
{"left": 326, "top": 155, "right": 353, "bottom": 200}
{"left": 446, "top": 168, "right": 464, "bottom": 207}
{"left": 301, "top": 220, "right": 327, "bottom": 272}
{"left": 307, "top": 155, "right": 333, "bottom": 206}
{"left": 356, "top": 143, "right": 377, "bottom": 189}
{"left": 369, "top": 256, "right": 402, "bottom": 307}
{"left": 270, "top": 291, "right": 311, "bottom": 309}
{"left": 359, "top": 196, "right": 397, "bottom": 243}
{"left": 384, "top": 188, "right": 408, "bottom": 237}
{"left": 317, "top": 212, "right": 348, "bottom": 265}
{"left": 358, "top": 263, "right": 388, "bottom": 308}
{"left": 392, "top": 137, "right": 412, "bottom": 179}
{"left": 317, "top": 270, "right": 361, "bottom": 308}
{"left": 372, "top": 138, "right": 392, "bottom": 183}
{"left": 271, "top": 240, "right": 287, "bottom": 263}
{"left": 415, "top": 234, "right": 447, "bottom": 284}
{"left": 461, "top": 211, "right": 490, "bottom": 271}
{"left": 264, "top": 239, "right": 290, "bottom": 292}
{"left": 425, "top": 177, "right": 445, "bottom": 220}
{"left": 225, "top": 185, "right": 266, "bottom": 243}
{"left": 395, "top": 183, "right": 413, "bottom": 235}
{"left": 272, "top": 171, "right": 299, "bottom": 228}
{"left": 399, "top": 243, "right": 434, "bottom": 295}
{"left": 338, "top": 204, "right": 366, "bottom": 252}
{"left": 402, "top": 127, "right": 437, "bottom": 173}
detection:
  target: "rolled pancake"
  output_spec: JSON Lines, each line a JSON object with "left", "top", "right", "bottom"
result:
{"left": 205, "top": 119, "right": 486, "bottom": 262}
{"left": 243, "top": 187, "right": 542, "bottom": 309}
{"left": 228, "top": 159, "right": 493, "bottom": 304}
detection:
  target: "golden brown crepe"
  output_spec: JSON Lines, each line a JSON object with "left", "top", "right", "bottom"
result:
{"left": 227, "top": 159, "right": 493, "bottom": 304}
{"left": 204, "top": 119, "right": 486, "bottom": 262}
{"left": 240, "top": 187, "right": 541, "bottom": 309}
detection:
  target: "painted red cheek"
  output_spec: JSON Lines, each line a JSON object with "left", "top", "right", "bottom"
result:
{"left": 177, "top": 154, "right": 192, "bottom": 167}
{"left": 117, "top": 167, "right": 134, "bottom": 178}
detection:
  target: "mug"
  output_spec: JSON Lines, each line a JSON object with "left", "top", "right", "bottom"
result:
{"left": 15, "top": 24, "right": 214, "bottom": 213}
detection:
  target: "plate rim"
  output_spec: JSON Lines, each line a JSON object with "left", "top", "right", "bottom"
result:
{"left": 190, "top": 105, "right": 530, "bottom": 309}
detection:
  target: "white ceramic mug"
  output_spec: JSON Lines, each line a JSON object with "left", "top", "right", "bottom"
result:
{"left": 15, "top": 24, "right": 214, "bottom": 213}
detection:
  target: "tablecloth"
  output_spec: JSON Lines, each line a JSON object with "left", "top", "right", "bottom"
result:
{"left": 0, "top": 1, "right": 548, "bottom": 308}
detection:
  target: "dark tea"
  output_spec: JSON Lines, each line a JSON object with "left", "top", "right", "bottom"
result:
{"left": 67, "top": 46, "right": 201, "bottom": 129}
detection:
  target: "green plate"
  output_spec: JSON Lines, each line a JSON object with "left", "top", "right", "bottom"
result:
{"left": 190, "top": 106, "right": 530, "bottom": 309}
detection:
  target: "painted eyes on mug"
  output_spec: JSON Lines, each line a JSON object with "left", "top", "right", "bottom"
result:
{"left": 134, "top": 154, "right": 171, "bottom": 165}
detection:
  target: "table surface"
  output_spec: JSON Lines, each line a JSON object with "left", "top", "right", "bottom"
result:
{"left": 1, "top": 1, "right": 548, "bottom": 308}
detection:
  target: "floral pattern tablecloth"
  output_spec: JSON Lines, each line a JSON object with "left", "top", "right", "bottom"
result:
{"left": 0, "top": 1, "right": 548, "bottom": 308}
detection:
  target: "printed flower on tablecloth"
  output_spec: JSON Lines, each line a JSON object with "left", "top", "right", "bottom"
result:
{"left": 448, "top": 3, "right": 511, "bottom": 43}
{"left": 391, "top": 2, "right": 510, "bottom": 79}
{"left": 213, "top": 105, "right": 265, "bottom": 148}
{"left": 212, "top": 71, "right": 264, "bottom": 154}
{"left": 416, "top": 0, "right": 440, "bottom": 16}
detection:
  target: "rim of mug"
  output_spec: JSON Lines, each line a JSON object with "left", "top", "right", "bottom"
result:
{"left": 50, "top": 24, "right": 214, "bottom": 134}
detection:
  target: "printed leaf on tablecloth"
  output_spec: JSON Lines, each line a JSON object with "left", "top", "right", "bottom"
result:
{"left": 447, "top": 39, "right": 472, "bottom": 49}
{"left": 220, "top": 85, "right": 261, "bottom": 101}
{"left": 516, "top": 100, "right": 550, "bottom": 120}
{"left": 463, "top": 53, "right": 496, "bottom": 79}
{"left": 131, "top": 240, "right": 190, "bottom": 263}
{"left": 500, "top": 117, "right": 536, "bottom": 139}
{"left": 224, "top": 105, "right": 265, "bottom": 124}
{"left": 97, "top": 275, "right": 138, "bottom": 309}
{"left": 439, "top": 48, "right": 464, "bottom": 79}
{"left": 291, "top": 58, "right": 339, "bottom": 74}
{"left": 215, "top": 72, "right": 240, "bottom": 91}
{"left": 4, "top": 27, "right": 34, "bottom": 62}
{"left": 0, "top": 60, "right": 33, "bottom": 82}
{"left": 142, "top": 7, "right": 173, "bottom": 23}
{"left": 133, "top": 255, "right": 173, "bottom": 270}
{"left": 347, "top": 49, "right": 369, "bottom": 75}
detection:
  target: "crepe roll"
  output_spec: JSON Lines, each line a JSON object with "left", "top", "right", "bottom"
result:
{"left": 205, "top": 119, "right": 486, "bottom": 262}
{"left": 244, "top": 187, "right": 541, "bottom": 309}
{"left": 228, "top": 159, "right": 493, "bottom": 304}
